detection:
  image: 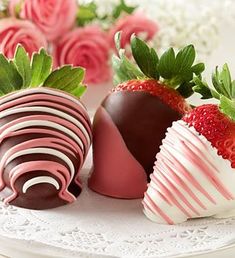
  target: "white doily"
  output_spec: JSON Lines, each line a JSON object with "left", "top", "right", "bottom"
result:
{"left": 1, "top": 151, "right": 235, "bottom": 258}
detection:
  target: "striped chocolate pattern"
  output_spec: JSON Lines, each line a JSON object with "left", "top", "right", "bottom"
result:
{"left": 143, "top": 120, "right": 235, "bottom": 224}
{"left": 0, "top": 88, "right": 92, "bottom": 209}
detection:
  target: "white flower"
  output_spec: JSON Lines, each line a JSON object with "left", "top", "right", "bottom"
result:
{"left": 143, "top": 0, "right": 220, "bottom": 61}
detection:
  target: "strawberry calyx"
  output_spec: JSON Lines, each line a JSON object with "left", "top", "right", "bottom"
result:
{"left": 193, "top": 64, "right": 235, "bottom": 121}
{"left": 0, "top": 45, "right": 86, "bottom": 97}
{"left": 112, "top": 32, "right": 205, "bottom": 99}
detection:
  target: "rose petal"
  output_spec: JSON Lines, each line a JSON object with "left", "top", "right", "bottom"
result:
{"left": 0, "top": 18, "right": 48, "bottom": 59}
{"left": 53, "top": 26, "right": 111, "bottom": 84}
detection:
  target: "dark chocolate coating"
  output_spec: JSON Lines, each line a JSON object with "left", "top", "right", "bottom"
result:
{"left": 102, "top": 91, "right": 182, "bottom": 179}
{"left": 11, "top": 171, "right": 68, "bottom": 210}
{"left": 0, "top": 89, "right": 91, "bottom": 210}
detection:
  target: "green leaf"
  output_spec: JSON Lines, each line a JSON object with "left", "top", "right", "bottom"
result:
{"left": 192, "top": 76, "right": 214, "bottom": 99}
{"left": 13, "top": 45, "right": 31, "bottom": 88}
{"left": 220, "top": 95, "right": 235, "bottom": 121}
{"left": 30, "top": 49, "right": 52, "bottom": 87}
{"left": 112, "top": 52, "right": 144, "bottom": 84}
{"left": 0, "top": 54, "right": 23, "bottom": 94}
{"left": 150, "top": 48, "right": 160, "bottom": 79}
{"left": 174, "top": 45, "right": 195, "bottom": 74}
{"left": 159, "top": 45, "right": 203, "bottom": 91}
{"left": 113, "top": 33, "right": 204, "bottom": 99}
{"left": 77, "top": 2, "right": 97, "bottom": 26}
{"left": 158, "top": 48, "right": 175, "bottom": 79}
{"left": 220, "top": 63, "right": 232, "bottom": 98}
{"left": 112, "top": 0, "right": 136, "bottom": 19}
{"left": 212, "top": 67, "right": 223, "bottom": 94}
{"left": 112, "top": 33, "right": 144, "bottom": 84}
{"left": 0, "top": 46, "right": 87, "bottom": 98}
{"left": 232, "top": 80, "right": 235, "bottom": 98}
{"left": 71, "top": 85, "right": 87, "bottom": 98}
{"left": 131, "top": 36, "right": 159, "bottom": 79}
{"left": 165, "top": 70, "right": 194, "bottom": 88}
{"left": 0, "top": 88, "right": 5, "bottom": 96}
{"left": 115, "top": 31, "right": 122, "bottom": 53}
{"left": 191, "top": 63, "right": 205, "bottom": 75}
{"left": 177, "top": 81, "right": 194, "bottom": 98}
{"left": 43, "top": 66, "right": 86, "bottom": 95}
{"left": 212, "top": 65, "right": 232, "bottom": 99}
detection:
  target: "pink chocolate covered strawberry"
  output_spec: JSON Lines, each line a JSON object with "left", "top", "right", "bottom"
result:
{"left": 0, "top": 46, "right": 92, "bottom": 210}
{"left": 143, "top": 64, "right": 235, "bottom": 224}
{"left": 88, "top": 33, "right": 205, "bottom": 199}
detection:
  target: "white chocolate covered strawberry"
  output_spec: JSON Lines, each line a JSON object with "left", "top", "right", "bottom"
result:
{"left": 143, "top": 64, "right": 235, "bottom": 224}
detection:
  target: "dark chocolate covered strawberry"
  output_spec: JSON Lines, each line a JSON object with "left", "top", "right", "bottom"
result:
{"left": 0, "top": 46, "right": 92, "bottom": 209}
{"left": 88, "top": 33, "right": 205, "bottom": 199}
{"left": 143, "top": 64, "right": 235, "bottom": 224}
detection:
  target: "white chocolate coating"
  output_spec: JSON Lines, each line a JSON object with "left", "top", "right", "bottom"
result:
{"left": 22, "top": 176, "right": 60, "bottom": 193}
{"left": 143, "top": 120, "right": 235, "bottom": 224}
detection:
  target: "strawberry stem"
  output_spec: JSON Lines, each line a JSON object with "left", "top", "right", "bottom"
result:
{"left": 193, "top": 64, "right": 235, "bottom": 121}
{"left": 0, "top": 45, "right": 87, "bottom": 97}
{"left": 112, "top": 32, "right": 205, "bottom": 99}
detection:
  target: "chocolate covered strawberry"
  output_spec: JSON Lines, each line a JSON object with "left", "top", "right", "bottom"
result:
{"left": 88, "top": 33, "right": 205, "bottom": 199}
{"left": 143, "top": 64, "right": 235, "bottom": 224}
{"left": 0, "top": 46, "right": 92, "bottom": 210}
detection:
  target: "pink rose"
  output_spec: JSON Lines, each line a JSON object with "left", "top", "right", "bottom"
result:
{"left": 0, "top": 18, "right": 47, "bottom": 58}
{"left": 53, "top": 26, "right": 111, "bottom": 84}
{"left": 109, "top": 12, "right": 159, "bottom": 49}
{"left": 10, "top": 0, "right": 77, "bottom": 42}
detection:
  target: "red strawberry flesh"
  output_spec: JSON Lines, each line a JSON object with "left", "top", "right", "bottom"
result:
{"left": 183, "top": 104, "right": 235, "bottom": 168}
{"left": 112, "top": 79, "right": 191, "bottom": 115}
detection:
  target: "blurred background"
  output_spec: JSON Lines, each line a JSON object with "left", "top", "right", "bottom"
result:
{"left": 1, "top": 0, "right": 235, "bottom": 111}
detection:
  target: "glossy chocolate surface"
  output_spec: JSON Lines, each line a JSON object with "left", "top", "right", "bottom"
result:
{"left": 0, "top": 88, "right": 91, "bottom": 210}
{"left": 102, "top": 91, "right": 182, "bottom": 179}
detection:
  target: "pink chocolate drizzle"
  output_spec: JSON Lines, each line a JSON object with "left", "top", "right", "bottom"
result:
{"left": 0, "top": 88, "right": 92, "bottom": 206}
{"left": 143, "top": 120, "right": 235, "bottom": 224}
{"left": 89, "top": 106, "right": 147, "bottom": 198}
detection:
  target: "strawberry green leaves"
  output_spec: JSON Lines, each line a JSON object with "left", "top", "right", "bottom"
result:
{"left": 130, "top": 35, "right": 205, "bottom": 87}
{"left": 158, "top": 48, "right": 175, "bottom": 80}
{"left": 131, "top": 36, "right": 159, "bottom": 79}
{"left": 212, "top": 64, "right": 235, "bottom": 121}
{"left": 193, "top": 75, "right": 221, "bottom": 100}
{"left": 0, "top": 55, "right": 22, "bottom": 95}
{"left": 193, "top": 77, "right": 215, "bottom": 99}
{"left": 212, "top": 64, "right": 234, "bottom": 99}
{"left": 194, "top": 64, "right": 235, "bottom": 100}
{"left": 0, "top": 45, "right": 87, "bottom": 97}
{"left": 112, "top": 32, "right": 144, "bottom": 84}
{"left": 220, "top": 95, "right": 235, "bottom": 121}
{"left": 112, "top": 33, "right": 205, "bottom": 98}
{"left": 14, "top": 46, "right": 31, "bottom": 88}
{"left": 112, "top": 53, "right": 144, "bottom": 85}
{"left": 174, "top": 45, "right": 196, "bottom": 75}
{"left": 158, "top": 45, "right": 204, "bottom": 88}
{"left": 193, "top": 63, "right": 235, "bottom": 121}
{"left": 191, "top": 63, "right": 205, "bottom": 76}
{"left": 30, "top": 49, "right": 52, "bottom": 87}
{"left": 43, "top": 65, "right": 86, "bottom": 97}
